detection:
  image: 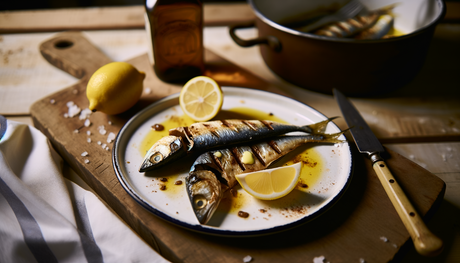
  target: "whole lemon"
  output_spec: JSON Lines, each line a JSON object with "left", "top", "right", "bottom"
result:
{"left": 86, "top": 62, "right": 145, "bottom": 115}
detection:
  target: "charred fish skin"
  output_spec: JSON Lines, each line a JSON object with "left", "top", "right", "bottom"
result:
{"left": 139, "top": 135, "right": 187, "bottom": 172}
{"left": 140, "top": 118, "right": 337, "bottom": 173}
{"left": 170, "top": 118, "right": 336, "bottom": 154}
{"left": 355, "top": 14, "right": 394, "bottom": 40}
{"left": 186, "top": 132, "right": 346, "bottom": 224}
{"left": 313, "top": 4, "right": 397, "bottom": 38}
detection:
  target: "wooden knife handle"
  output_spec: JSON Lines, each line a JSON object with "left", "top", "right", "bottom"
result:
{"left": 373, "top": 160, "right": 443, "bottom": 257}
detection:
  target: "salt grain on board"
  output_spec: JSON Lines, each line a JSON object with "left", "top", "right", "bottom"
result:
{"left": 107, "top": 132, "right": 116, "bottom": 143}
{"left": 79, "top": 108, "right": 92, "bottom": 120}
{"left": 84, "top": 119, "right": 91, "bottom": 127}
{"left": 81, "top": 151, "right": 88, "bottom": 157}
{"left": 98, "top": 125, "right": 107, "bottom": 135}
{"left": 313, "top": 256, "right": 326, "bottom": 263}
{"left": 243, "top": 255, "right": 252, "bottom": 263}
{"left": 66, "top": 101, "right": 81, "bottom": 118}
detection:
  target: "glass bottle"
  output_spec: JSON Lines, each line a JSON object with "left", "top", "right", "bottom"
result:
{"left": 145, "top": 0, "right": 204, "bottom": 83}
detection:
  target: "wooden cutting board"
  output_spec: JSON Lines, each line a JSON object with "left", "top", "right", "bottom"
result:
{"left": 31, "top": 31, "right": 445, "bottom": 263}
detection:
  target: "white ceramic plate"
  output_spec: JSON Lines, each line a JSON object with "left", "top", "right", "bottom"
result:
{"left": 113, "top": 87, "right": 353, "bottom": 236}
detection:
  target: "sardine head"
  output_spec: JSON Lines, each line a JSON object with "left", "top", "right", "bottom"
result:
{"left": 186, "top": 170, "right": 222, "bottom": 224}
{"left": 139, "top": 136, "right": 186, "bottom": 172}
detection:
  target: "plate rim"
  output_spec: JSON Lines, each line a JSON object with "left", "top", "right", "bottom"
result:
{"left": 112, "top": 86, "right": 354, "bottom": 237}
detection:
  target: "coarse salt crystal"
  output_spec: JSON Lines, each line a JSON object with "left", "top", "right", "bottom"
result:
{"left": 79, "top": 108, "right": 92, "bottom": 120}
{"left": 64, "top": 113, "right": 69, "bottom": 118}
{"left": 98, "top": 125, "right": 107, "bottom": 135}
{"left": 359, "top": 258, "right": 366, "bottom": 263}
{"left": 105, "top": 146, "right": 110, "bottom": 151}
{"left": 67, "top": 104, "right": 81, "bottom": 118}
{"left": 81, "top": 151, "right": 88, "bottom": 157}
{"left": 243, "top": 255, "right": 252, "bottom": 263}
{"left": 144, "top": 87, "right": 152, "bottom": 94}
{"left": 87, "top": 130, "right": 91, "bottom": 136}
{"left": 107, "top": 132, "right": 116, "bottom": 143}
{"left": 97, "top": 141, "right": 102, "bottom": 145}
{"left": 84, "top": 119, "right": 91, "bottom": 127}
{"left": 102, "top": 143, "right": 107, "bottom": 149}
{"left": 313, "top": 256, "right": 325, "bottom": 263}
{"left": 84, "top": 159, "right": 90, "bottom": 164}
{"left": 380, "top": 236, "right": 388, "bottom": 242}
{"left": 50, "top": 99, "right": 55, "bottom": 104}
{"left": 442, "top": 154, "right": 447, "bottom": 162}
{"left": 66, "top": 101, "right": 75, "bottom": 107}
{"left": 108, "top": 121, "right": 112, "bottom": 125}
{"left": 73, "top": 129, "right": 79, "bottom": 134}
{"left": 87, "top": 138, "right": 91, "bottom": 143}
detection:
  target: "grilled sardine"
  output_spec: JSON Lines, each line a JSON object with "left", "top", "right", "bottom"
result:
{"left": 139, "top": 118, "right": 337, "bottom": 172}
{"left": 186, "top": 132, "right": 346, "bottom": 224}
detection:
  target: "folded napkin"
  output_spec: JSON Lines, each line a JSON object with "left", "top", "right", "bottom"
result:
{"left": 0, "top": 116, "right": 169, "bottom": 263}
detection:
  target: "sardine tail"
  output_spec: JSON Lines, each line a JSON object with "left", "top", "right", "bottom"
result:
{"left": 322, "top": 129, "right": 348, "bottom": 144}
{"left": 305, "top": 117, "right": 339, "bottom": 134}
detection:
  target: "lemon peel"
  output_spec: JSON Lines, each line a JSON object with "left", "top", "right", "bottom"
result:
{"left": 236, "top": 162, "right": 302, "bottom": 200}
{"left": 86, "top": 62, "right": 145, "bottom": 115}
{"left": 179, "top": 76, "right": 223, "bottom": 122}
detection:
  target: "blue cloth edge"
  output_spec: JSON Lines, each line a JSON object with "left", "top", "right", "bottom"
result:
{"left": 0, "top": 115, "right": 7, "bottom": 141}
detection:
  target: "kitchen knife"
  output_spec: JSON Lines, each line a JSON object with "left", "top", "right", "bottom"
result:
{"left": 333, "top": 88, "right": 443, "bottom": 257}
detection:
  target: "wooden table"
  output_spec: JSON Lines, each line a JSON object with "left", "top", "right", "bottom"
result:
{"left": 1, "top": 3, "right": 459, "bottom": 263}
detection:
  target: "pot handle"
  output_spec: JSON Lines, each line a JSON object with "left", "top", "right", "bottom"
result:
{"left": 229, "top": 21, "right": 282, "bottom": 52}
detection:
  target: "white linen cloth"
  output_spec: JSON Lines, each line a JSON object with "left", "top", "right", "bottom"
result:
{"left": 0, "top": 117, "right": 170, "bottom": 263}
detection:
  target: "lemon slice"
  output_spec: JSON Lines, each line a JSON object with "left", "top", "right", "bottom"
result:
{"left": 179, "top": 76, "right": 223, "bottom": 122}
{"left": 236, "top": 162, "right": 302, "bottom": 200}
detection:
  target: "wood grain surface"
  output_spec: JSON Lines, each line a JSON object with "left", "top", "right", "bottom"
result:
{"left": 0, "top": 4, "right": 255, "bottom": 33}
{"left": 29, "top": 31, "right": 446, "bottom": 263}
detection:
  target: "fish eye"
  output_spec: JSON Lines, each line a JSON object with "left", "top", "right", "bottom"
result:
{"left": 170, "top": 140, "right": 181, "bottom": 152}
{"left": 150, "top": 152, "right": 163, "bottom": 164}
{"left": 193, "top": 195, "right": 207, "bottom": 210}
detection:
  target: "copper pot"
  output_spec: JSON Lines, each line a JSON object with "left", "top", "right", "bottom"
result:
{"left": 230, "top": 0, "right": 446, "bottom": 96}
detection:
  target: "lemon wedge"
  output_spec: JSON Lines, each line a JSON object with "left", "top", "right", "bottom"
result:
{"left": 179, "top": 76, "right": 223, "bottom": 122}
{"left": 86, "top": 62, "right": 145, "bottom": 115}
{"left": 236, "top": 162, "right": 302, "bottom": 200}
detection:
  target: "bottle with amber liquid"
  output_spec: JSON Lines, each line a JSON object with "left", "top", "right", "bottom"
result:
{"left": 145, "top": 0, "right": 204, "bottom": 83}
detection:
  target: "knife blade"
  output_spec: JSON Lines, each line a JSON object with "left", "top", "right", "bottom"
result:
{"left": 333, "top": 88, "right": 443, "bottom": 257}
